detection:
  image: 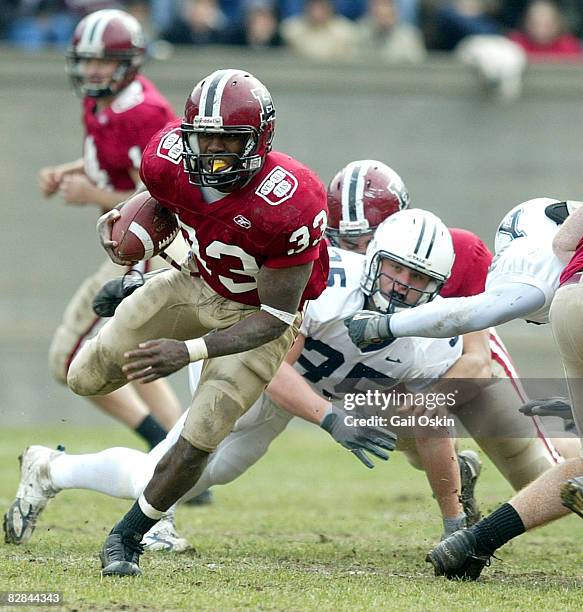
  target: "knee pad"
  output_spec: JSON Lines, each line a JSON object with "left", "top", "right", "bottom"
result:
{"left": 66, "top": 337, "right": 125, "bottom": 397}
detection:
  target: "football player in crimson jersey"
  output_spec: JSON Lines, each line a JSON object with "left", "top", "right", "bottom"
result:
{"left": 38, "top": 10, "right": 187, "bottom": 453}
{"left": 62, "top": 68, "right": 330, "bottom": 577}
{"left": 3, "top": 209, "right": 567, "bottom": 556}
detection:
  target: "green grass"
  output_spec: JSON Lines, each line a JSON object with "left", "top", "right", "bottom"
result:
{"left": 1, "top": 427, "right": 582, "bottom": 611}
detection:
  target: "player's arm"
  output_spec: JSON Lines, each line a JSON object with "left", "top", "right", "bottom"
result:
{"left": 38, "top": 158, "right": 85, "bottom": 197}
{"left": 265, "top": 334, "right": 397, "bottom": 468}
{"left": 427, "top": 330, "right": 492, "bottom": 409}
{"left": 265, "top": 334, "right": 329, "bottom": 423}
{"left": 345, "top": 282, "right": 545, "bottom": 347}
{"left": 59, "top": 167, "right": 140, "bottom": 211}
{"left": 553, "top": 204, "right": 583, "bottom": 263}
{"left": 121, "top": 261, "right": 314, "bottom": 382}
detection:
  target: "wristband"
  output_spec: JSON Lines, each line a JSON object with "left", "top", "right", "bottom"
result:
{"left": 260, "top": 304, "right": 296, "bottom": 326}
{"left": 184, "top": 338, "right": 208, "bottom": 363}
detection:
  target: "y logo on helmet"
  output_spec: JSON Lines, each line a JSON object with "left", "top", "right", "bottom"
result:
{"left": 251, "top": 87, "right": 276, "bottom": 124}
{"left": 157, "top": 129, "right": 183, "bottom": 164}
{"left": 256, "top": 166, "right": 298, "bottom": 206}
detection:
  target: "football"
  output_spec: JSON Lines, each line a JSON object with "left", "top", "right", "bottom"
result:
{"left": 112, "top": 192, "right": 179, "bottom": 261}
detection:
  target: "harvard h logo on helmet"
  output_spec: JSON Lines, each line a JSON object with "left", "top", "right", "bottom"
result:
{"left": 66, "top": 9, "right": 146, "bottom": 98}
{"left": 326, "top": 160, "right": 410, "bottom": 246}
{"left": 181, "top": 69, "right": 276, "bottom": 188}
{"left": 361, "top": 209, "right": 455, "bottom": 314}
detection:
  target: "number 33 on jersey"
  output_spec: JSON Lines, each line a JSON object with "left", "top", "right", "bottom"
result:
{"left": 141, "top": 121, "right": 330, "bottom": 307}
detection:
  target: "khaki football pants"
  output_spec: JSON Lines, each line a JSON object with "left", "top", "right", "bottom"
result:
{"left": 67, "top": 267, "right": 300, "bottom": 452}
{"left": 49, "top": 236, "right": 188, "bottom": 385}
{"left": 550, "top": 281, "right": 583, "bottom": 456}
{"left": 401, "top": 359, "right": 562, "bottom": 490}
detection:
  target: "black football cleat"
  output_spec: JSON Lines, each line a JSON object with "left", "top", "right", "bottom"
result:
{"left": 458, "top": 450, "right": 482, "bottom": 527}
{"left": 100, "top": 528, "right": 144, "bottom": 577}
{"left": 560, "top": 477, "right": 583, "bottom": 519}
{"left": 426, "top": 529, "right": 491, "bottom": 581}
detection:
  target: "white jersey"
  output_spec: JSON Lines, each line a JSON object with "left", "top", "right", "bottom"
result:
{"left": 486, "top": 198, "right": 567, "bottom": 324}
{"left": 296, "top": 247, "right": 462, "bottom": 399}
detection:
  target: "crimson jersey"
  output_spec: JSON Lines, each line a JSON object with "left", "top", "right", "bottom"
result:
{"left": 82, "top": 75, "right": 175, "bottom": 192}
{"left": 441, "top": 228, "right": 493, "bottom": 298}
{"left": 140, "top": 121, "right": 329, "bottom": 307}
{"left": 560, "top": 235, "right": 583, "bottom": 285}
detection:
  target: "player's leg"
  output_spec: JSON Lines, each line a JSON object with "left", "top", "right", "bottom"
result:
{"left": 489, "top": 329, "right": 580, "bottom": 459}
{"left": 67, "top": 268, "right": 210, "bottom": 397}
{"left": 454, "top": 373, "right": 561, "bottom": 490}
{"left": 401, "top": 434, "right": 481, "bottom": 536}
{"left": 426, "top": 285, "right": 583, "bottom": 580}
{"left": 129, "top": 248, "right": 192, "bottom": 430}
{"left": 139, "top": 321, "right": 298, "bottom": 507}
{"left": 130, "top": 381, "right": 181, "bottom": 432}
{"left": 2, "top": 412, "right": 186, "bottom": 546}
{"left": 99, "top": 314, "right": 299, "bottom": 576}
{"left": 179, "top": 395, "right": 293, "bottom": 501}
{"left": 49, "top": 258, "right": 173, "bottom": 446}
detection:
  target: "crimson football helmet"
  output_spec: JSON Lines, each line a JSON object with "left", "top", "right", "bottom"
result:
{"left": 181, "top": 69, "right": 276, "bottom": 188}
{"left": 326, "top": 160, "right": 410, "bottom": 247}
{"left": 66, "top": 9, "right": 146, "bottom": 98}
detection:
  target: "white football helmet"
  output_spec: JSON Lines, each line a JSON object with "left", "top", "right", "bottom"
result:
{"left": 361, "top": 209, "right": 455, "bottom": 313}
{"left": 493, "top": 197, "right": 582, "bottom": 256}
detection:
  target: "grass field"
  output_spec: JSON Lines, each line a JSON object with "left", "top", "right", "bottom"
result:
{"left": 1, "top": 426, "right": 582, "bottom": 611}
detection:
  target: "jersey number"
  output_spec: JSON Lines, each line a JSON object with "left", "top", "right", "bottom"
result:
{"left": 182, "top": 224, "right": 259, "bottom": 293}
{"left": 297, "top": 338, "right": 396, "bottom": 400}
{"left": 287, "top": 210, "right": 327, "bottom": 255}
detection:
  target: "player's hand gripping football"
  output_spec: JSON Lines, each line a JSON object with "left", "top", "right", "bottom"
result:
{"left": 122, "top": 339, "right": 190, "bottom": 383}
{"left": 320, "top": 404, "right": 397, "bottom": 468}
{"left": 344, "top": 310, "right": 394, "bottom": 349}
{"left": 97, "top": 209, "right": 137, "bottom": 266}
{"left": 519, "top": 396, "right": 574, "bottom": 420}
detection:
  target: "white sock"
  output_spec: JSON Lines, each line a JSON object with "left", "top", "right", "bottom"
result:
{"left": 50, "top": 447, "right": 154, "bottom": 499}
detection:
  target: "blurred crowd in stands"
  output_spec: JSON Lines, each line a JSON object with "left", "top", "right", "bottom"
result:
{"left": 2, "top": 0, "right": 583, "bottom": 64}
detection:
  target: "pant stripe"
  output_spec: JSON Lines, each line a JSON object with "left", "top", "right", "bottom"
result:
{"left": 488, "top": 329, "right": 563, "bottom": 464}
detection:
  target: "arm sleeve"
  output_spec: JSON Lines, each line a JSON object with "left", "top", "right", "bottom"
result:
{"left": 389, "top": 283, "right": 546, "bottom": 338}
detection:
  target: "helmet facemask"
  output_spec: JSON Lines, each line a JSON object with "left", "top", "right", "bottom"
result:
{"left": 181, "top": 124, "right": 263, "bottom": 189}
{"left": 365, "top": 251, "right": 444, "bottom": 314}
{"left": 327, "top": 224, "right": 375, "bottom": 252}
{"left": 66, "top": 52, "right": 141, "bottom": 98}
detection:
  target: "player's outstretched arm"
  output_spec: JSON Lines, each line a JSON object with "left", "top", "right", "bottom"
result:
{"left": 345, "top": 282, "right": 546, "bottom": 347}
{"left": 430, "top": 330, "right": 493, "bottom": 407}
